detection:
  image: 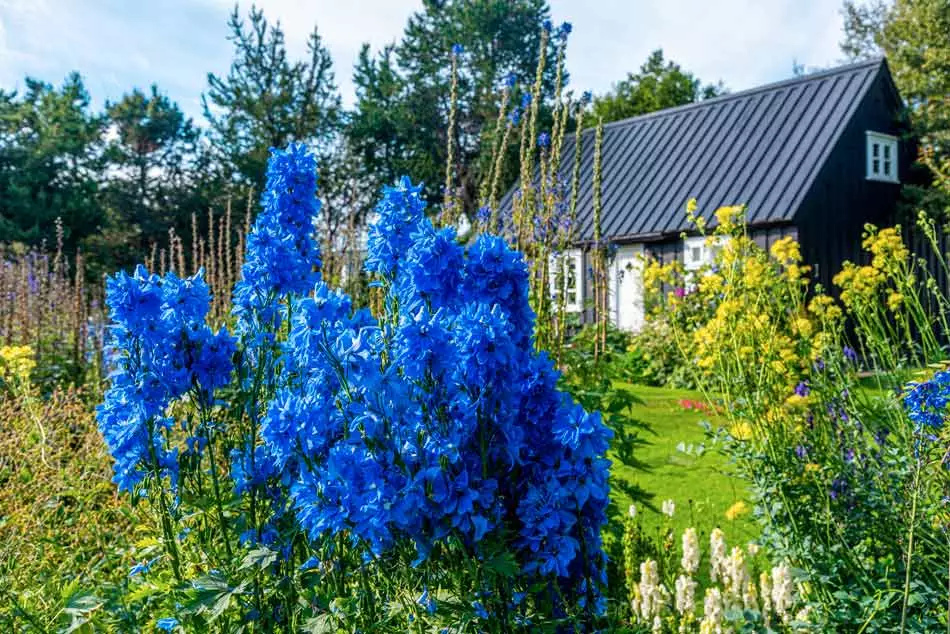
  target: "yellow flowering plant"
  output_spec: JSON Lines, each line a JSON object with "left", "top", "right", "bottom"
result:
{"left": 642, "top": 202, "right": 843, "bottom": 442}
{"left": 643, "top": 202, "right": 950, "bottom": 630}
{"left": 0, "top": 345, "right": 35, "bottom": 391}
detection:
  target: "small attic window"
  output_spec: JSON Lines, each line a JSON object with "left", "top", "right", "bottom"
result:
{"left": 866, "top": 131, "right": 899, "bottom": 183}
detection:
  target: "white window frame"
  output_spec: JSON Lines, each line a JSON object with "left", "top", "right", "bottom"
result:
{"left": 683, "top": 236, "right": 721, "bottom": 272}
{"left": 866, "top": 131, "right": 899, "bottom": 183}
{"left": 549, "top": 249, "right": 583, "bottom": 313}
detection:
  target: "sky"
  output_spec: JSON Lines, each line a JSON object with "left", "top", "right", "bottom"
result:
{"left": 0, "top": 0, "right": 851, "bottom": 122}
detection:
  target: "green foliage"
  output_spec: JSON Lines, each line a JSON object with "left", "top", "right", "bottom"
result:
{"left": 591, "top": 50, "right": 722, "bottom": 125}
{"left": 627, "top": 320, "right": 698, "bottom": 389}
{"left": 0, "top": 386, "right": 141, "bottom": 632}
{"left": 347, "top": 0, "right": 557, "bottom": 219}
{"left": 91, "top": 85, "right": 206, "bottom": 272}
{"left": 0, "top": 74, "right": 104, "bottom": 252}
{"left": 203, "top": 5, "right": 342, "bottom": 195}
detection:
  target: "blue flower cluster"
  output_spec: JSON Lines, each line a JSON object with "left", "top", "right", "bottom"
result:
{"left": 98, "top": 143, "right": 614, "bottom": 621}
{"left": 261, "top": 174, "right": 612, "bottom": 611}
{"left": 905, "top": 369, "right": 950, "bottom": 430}
{"left": 233, "top": 143, "right": 322, "bottom": 338}
{"left": 97, "top": 266, "right": 235, "bottom": 492}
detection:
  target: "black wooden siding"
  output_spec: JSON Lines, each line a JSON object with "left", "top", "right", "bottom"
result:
{"left": 792, "top": 62, "right": 910, "bottom": 293}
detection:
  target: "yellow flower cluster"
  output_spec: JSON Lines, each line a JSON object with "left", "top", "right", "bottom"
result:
{"left": 644, "top": 201, "right": 845, "bottom": 434}
{"left": 834, "top": 225, "right": 910, "bottom": 311}
{"left": 0, "top": 345, "right": 35, "bottom": 385}
{"left": 834, "top": 262, "right": 884, "bottom": 307}
{"left": 863, "top": 225, "right": 908, "bottom": 273}
{"left": 714, "top": 205, "right": 745, "bottom": 232}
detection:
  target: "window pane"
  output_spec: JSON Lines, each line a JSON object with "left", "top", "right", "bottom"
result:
{"left": 883, "top": 144, "right": 891, "bottom": 159}
{"left": 872, "top": 142, "right": 879, "bottom": 157}
{"left": 884, "top": 161, "right": 891, "bottom": 176}
{"left": 873, "top": 159, "right": 880, "bottom": 173}
{"left": 691, "top": 246, "right": 701, "bottom": 262}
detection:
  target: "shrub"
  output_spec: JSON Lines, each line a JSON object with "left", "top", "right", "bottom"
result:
{"left": 649, "top": 202, "right": 950, "bottom": 630}
{"left": 92, "top": 144, "right": 614, "bottom": 632}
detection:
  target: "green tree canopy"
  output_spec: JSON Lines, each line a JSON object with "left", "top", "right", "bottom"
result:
{"left": 0, "top": 73, "right": 104, "bottom": 252}
{"left": 98, "top": 85, "right": 202, "bottom": 261}
{"left": 346, "top": 0, "right": 559, "bottom": 219}
{"left": 203, "top": 4, "right": 342, "bottom": 194}
{"left": 592, "top": 49, "right": 723, "bottom": 124}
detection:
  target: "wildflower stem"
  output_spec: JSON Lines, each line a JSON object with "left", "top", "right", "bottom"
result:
{"left": 899, "top": 458, "right": 921, "bottom": 634}
{"left": 204, "top": 414, "right": 233, "bottom": 560}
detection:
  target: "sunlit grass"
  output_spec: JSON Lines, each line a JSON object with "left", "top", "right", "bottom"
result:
{"left": 608, "top": 383, "right": 757, "bottom": 546}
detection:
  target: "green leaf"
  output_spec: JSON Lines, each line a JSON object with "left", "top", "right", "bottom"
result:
{"left": 484, "top": 552, "right": 520, "bottom": 578}
{"left": 239, "top": 546, "right": 278, "bottom": 571}
{"left": 184, "top": 574, "right": 246, "bottom": 621}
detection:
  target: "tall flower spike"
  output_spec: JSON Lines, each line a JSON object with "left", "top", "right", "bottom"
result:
{"left": 232, "top": 143, "right": 322, "bottom": 336}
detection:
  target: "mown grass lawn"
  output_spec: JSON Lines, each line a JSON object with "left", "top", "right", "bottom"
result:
{"left": 608, "top": 383, "right": 758, "bottom": 546}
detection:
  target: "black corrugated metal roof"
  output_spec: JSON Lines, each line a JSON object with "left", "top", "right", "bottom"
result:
{"left": 538, "top": 58, "right": 887, "bottom": 242}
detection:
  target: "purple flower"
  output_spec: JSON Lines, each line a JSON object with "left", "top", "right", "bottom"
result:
{"left": 673, "top": 287, "right": 686, "bottom": 299}
{"left": 795, "top": 445, "right": 808, "bottom": 459}
{"left": 829, "top": 477, "right": 848, "bottom": 500}
{"left": 794, "top": 381, "right": 810, "bottom": 397}
{"left": 843, "top": 346, "right": 858, "bottom": 364}
{"left": 452, "top": 43, "right": 464, "bottom": 56}
{"left": 537, "top": 132, "right": 551, "bottom": 148}
{"left": 505, "top": 72, "right": 517, "bottom": 88}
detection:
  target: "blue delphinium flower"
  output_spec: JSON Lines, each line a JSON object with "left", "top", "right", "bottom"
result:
{"left": 129, "top": 556, "right": 159, "bottom": 577}
{"left": 156, "top": 617, "right": 179, "bottom": 631}
{"left": 365, "top": 177, "right": 427, "bottom": 280}
{"left": 268, "top": 173, "right": 612, "bottom": 615}
{"left": 452, "top": 43, "right": 464, "bottom": 56}
{"left": 232, "top": 143, "right": 322, "bottom": 339}
{"left": 97, "top": 267, "right": 235, "bottom": 492}
{"left": 904, "top": 369, "right": 950, "bottom": 430}
{"left": 538, "top": 132, "right": 551, "bottom": 148}
{"left": 417, "top": 587, "right": 438, "bottom": 614}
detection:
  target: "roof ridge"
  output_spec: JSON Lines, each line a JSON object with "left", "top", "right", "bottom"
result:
{"left": 594, "top": 57, "right": 885, "bottom": 133}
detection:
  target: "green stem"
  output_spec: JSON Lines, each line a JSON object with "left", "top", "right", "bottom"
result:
{"left": 205, "top": 426, "right": 233, "bottom": 560}
{"left": 900, "top": 459, "right": 922, "bottom": 634}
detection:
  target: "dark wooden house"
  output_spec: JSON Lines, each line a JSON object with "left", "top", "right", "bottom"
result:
{"left": 554, "top": 57, "right": 911, "bottom": 330}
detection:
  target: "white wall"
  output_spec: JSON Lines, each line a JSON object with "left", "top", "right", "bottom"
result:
{"left": 608, "top": 244, "right": 645, "bottom": 332}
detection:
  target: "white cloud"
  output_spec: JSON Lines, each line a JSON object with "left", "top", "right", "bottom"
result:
{"left": 0, "top": 0, "right": 849, "bottom": 117}
{"left": 550, "top": 0, "right": 846, "bottom": 96}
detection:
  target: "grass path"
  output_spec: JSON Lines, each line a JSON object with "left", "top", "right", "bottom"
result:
{"left": 608, "top": 384, "right": 758, "bottom": 545}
